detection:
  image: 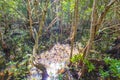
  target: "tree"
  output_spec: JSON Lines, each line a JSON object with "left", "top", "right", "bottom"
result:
{"left": 81, "top": 0, "right": 117, "bottom": 77}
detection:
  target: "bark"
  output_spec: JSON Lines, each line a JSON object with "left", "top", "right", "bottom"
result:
{"left": 33, "top": 0, "right": 49, "bottom": 57}
{"left": 83, "top": 0, "right": 98, "bottom": 59}
{"left": 34, "top": 0, "right": 39, "bottom": 21}
{"left": 81, "top": 0, "right": 98, "bottom": 77}
{"left": 27, "top": 0, "right": 34, "bottom": 40}
{"left": 70, "top": 0, "right": 79, "bottom": 64}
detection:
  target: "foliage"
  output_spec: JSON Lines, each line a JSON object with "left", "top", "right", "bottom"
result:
{"left": 84, "top": 59, "right": 95, "bottom": 72}
{"left": 71, "top": 53, "right": 83, "bottom": 63}
{"left": 98, "top": 57, "right": 120, "bottom": 78}
{"left": 58, "top": 74, "right": 64, "bottom": 80}
{"left": 71, "top": 53, "right": 95, "bottom": 72}
{"left": 0, "top": 29, "right": 32, "bottom": 80}
{"left": 104, "top": 57, "right": 120, "bottom": 78}
{"left": 61, "top": 0, "right": 75, "bottom": 12}
{"left": 99, "top": 68, "right": 109, "bottom": 78}
{"left": 0, "top": 0, "right": 119, "bottom": 79}
{"left": 0, "top": 1, "right": 15, "bottom": 16}
{"left": 6, "top": 59, "right": 29, "bottom": 79}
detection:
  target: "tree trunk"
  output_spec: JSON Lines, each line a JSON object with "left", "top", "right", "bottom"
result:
{"left": 27, "top": 0, "right": 34, "bottom": 40}
{"left": 70, "top": 0, "right": 79, "bottom": 64}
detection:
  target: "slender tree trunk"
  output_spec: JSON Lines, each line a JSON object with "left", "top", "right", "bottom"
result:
{"left": 83, "top": 0, "right": 98, "bottom": 59}
{"left": 27, "top": 0, "right": 34, "bottom": 40}
{"left": 33, "top": 0, "right": 49, "bottom": 57}
{"left": 34, "top": 0, "right": 39, "bottom": 21}
{"left": 70, "top": 0, "right": 79, "bottom": 64}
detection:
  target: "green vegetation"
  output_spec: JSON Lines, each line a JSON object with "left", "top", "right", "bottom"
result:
{"left": 0, "top": 0, "right": 120, "bottom": 80}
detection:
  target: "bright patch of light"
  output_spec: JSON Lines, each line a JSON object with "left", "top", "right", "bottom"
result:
{"left": 47, "top": 77, "right": 51, "bottom": 80}
{"left": 46, "top": 62, "right": 65, "bottom": 80}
